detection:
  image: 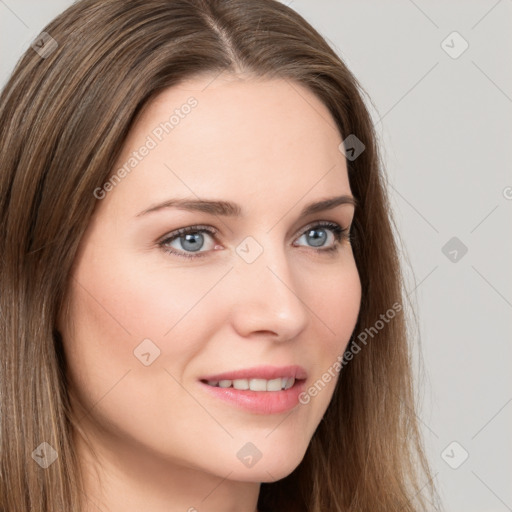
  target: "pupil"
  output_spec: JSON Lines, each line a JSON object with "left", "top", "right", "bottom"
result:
{"left": 308, "top": 228, "right": 326, "bottom": 247}
{"left": 182, "top": 233, "right": 203, "bottom": 252}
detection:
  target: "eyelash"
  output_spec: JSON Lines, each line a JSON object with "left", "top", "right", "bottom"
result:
{"left": 158, "top": 221, "right": 351, "bottom": 260}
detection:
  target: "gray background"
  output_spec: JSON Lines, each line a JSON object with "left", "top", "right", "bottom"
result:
{"left": 1, "top": 1, "right": 511, "bottom": 510}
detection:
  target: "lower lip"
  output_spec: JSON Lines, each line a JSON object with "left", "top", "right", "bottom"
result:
{"left": 198, "top": 379, "right": 307, "bottom": 414}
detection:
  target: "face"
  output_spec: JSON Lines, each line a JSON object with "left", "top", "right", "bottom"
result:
{"left": 59, "top": 74, "right": 361, "bottom": 486}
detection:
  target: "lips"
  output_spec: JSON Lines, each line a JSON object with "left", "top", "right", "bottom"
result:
{"left": 198, "top": 365, "right": 308, "bottom": 414}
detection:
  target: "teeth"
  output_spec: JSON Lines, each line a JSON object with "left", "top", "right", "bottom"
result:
{"left": 233, "top": 379, "right": 249, "bottom": 390}
{"left": 206, "top": 377, "right": 296, "bottom": 391}
{"left": 283, "top": 377, "right": 294, "bottom": 390}
{"left": 250, "top": 378, "right": 267, "bottom": 391}
{"left": 266, "top": 378, "right": 282, "bottom": 391}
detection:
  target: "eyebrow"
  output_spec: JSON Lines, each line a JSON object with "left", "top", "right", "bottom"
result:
{"left": 136, "top": 194, "right": 357, "bottom": 218}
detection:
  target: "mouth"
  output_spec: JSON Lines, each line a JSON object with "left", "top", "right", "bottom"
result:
{"left": 198, "top": 364, "right": 307, "bottom": 389}
{"left": 197, "top": 365, "right": 308, "bottom": 414}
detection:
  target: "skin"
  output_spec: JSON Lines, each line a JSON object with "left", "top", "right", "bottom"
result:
{"left": 58, "top": 73, "right": 362, "bottom": 512}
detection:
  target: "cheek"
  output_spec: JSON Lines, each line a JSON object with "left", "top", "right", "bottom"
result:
{"left": 65, "top": 243, "right": 226, "bottom": 347}
{"left": 60, "top": 251, "right": 224, "bottom": 446}
{"left": 60, "top": 245, "right": 216, "bottom": 402}
{"left": 305, "top": 255, "right": 361, "bottom": 345}
{"left": 297, "top": 257, "right": 361, "bottom": 409}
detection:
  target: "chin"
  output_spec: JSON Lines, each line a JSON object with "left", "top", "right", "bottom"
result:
{"left": 227, "top": 447, "right": 307, "bottom": 483}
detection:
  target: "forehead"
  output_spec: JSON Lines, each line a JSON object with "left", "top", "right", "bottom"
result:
{"left": 101, "top": 74, "right": 351, "bottom": 216}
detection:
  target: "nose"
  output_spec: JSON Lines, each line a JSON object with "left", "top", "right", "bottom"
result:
{"left": 228, "top": 236, "right": 309, "bottom": 341}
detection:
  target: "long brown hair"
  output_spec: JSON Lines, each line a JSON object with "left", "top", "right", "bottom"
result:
{"left": 0, "top": 1, "right": 440, "bottom": 510}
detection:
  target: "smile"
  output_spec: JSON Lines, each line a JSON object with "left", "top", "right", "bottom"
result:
{"left": 202, "top": 377, "right": 296, "bottom": 391}
{"left": 197, "top": 365, "right": 308, "bottom": 414}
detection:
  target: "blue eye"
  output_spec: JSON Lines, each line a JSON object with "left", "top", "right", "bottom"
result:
{"left": 159, "top": 221, "right": 350, "bottom": 259}
{"left": 293, "top": 222, "right": 349, "bottom": 251}
{"left": 159, "top": 224, "right": 218, "bottom": 259}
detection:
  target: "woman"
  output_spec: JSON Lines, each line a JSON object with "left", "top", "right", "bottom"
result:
{"left": 0, "top": 0, "right": 440, "bottom": 511}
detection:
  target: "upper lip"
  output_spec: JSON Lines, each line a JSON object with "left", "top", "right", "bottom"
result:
{"left": 199, "top": 365, "right": 307, "bottom": 382}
